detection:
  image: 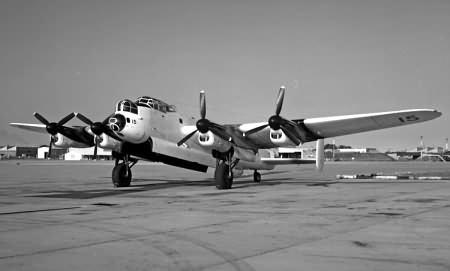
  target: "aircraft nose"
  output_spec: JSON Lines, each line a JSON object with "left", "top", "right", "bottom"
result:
{"left": 108, "top": 114, "right": 126, "bottom": 132}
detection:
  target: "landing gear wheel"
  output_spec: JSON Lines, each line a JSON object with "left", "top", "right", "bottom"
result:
{"left": 112, "top": 163, "right": 132, "bottom": 187}
{"left": 215, "top": 162, "right": 233, "bottom": 190}
{"left": 253, "top": 170, "right": 261, "bottom": 183}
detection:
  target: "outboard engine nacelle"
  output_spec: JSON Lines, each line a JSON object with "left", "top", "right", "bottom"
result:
{"left": 269, "top": 129, "right": 296, "bottom": 147}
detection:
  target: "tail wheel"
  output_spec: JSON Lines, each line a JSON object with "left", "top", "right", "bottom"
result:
{"left": 112, "top": 163, "right": 132, "bottom": 187}
{"left": 253, "top": 171, "right": 261, "bottom": 183}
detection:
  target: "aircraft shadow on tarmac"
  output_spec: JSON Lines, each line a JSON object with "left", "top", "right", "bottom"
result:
{"left": 28, "top": 171, "right": 337, "bottom": 199}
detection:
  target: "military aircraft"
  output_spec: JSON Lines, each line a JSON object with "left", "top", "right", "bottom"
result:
{"left": 10, "top": 86, "right": 441, "bottom": 189}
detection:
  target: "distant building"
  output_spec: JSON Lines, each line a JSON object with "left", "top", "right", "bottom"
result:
{"left": 334, "top": 148, "right": 378, "bottom": 153}
{"left": 16, "top": 147, "right": 38, "bottom": 158}
{"left": 37, "top": 146, "right": 68, "bottom": 159}
{"left": 277, "top": 147, "right": 305, "bottom": 159}
{"left": 37, "top": 146, "right": 49, "bottom": 159}
{"left": 64, "top": 147, "right": 112, "bottom": 160}
{"left": 0, "top": 146, "right": 39, "bottom": 159}
{"left": 0, "top": 146, "right": 12, "bottom": 159}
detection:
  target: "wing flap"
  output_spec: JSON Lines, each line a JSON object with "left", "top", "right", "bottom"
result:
{"left": 303, "top": 109, "right": 441, "bottom": 138}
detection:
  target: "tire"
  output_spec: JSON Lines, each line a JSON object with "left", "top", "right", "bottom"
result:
{"left": 253, "top": 171, "right": 261, "bottom": 183}
{"left": 112, "top": 163, "right": 132, "bottom": 187}
{"left": 215, "top": 163, "right": 232, "bottom": 190}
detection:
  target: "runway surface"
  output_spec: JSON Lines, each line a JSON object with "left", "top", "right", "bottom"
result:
{"left": 0, "top": 160, "right": 449, "bottom": 271}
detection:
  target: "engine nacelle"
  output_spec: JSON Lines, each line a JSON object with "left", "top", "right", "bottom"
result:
{"left": 269, "top": 129, "right": 296, "bottom": 147}
{"left": 198, "top": 131, "right": 232, "bottom": 153}
{"left": 53, "top": 134, "right": 90, "bottom": 148}
{"left": 98, "top": 134, "right": 121, "bottom": 152}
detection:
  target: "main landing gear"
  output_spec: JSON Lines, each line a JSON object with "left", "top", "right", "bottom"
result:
{"left": 214, "top": 149, "right": 239, "bottom": 190}
{"left": 112, "top": 153, "right": 137, "bottom": 187}
{"left": 213, "top": 149, "right": 263, "bottom": 189}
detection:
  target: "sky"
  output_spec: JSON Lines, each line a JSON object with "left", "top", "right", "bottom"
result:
{"left": 0, "top": 0, "right": 449, "bottom": 151}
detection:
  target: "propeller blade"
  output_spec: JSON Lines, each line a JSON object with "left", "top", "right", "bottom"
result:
{"left": 75, "top": 113, "right": 94, "bottom": 126}
{"left": 200, "top": 90, "right": 206, "bottom": 119}
{"left": 33, "top": 112, "right": 50, "bottom": 125}
{"left": 58, "top": 112, "right": 75, "bottom": 126}
{"left": 243, "top": 124, "right": 269, "bottom": 137}
{"left": 102, "top": 114, "right": 112, "bottom": 125}
{"left": 104, "top": 129, "right": 122, "bottom": 141}
{"left": 48, "top": 137, "right": 53, "bottom": 159}
{"left": 177, "top": 129, "right": 198, "bottom": 146}
{"left": 93, "top": 137, "right": 99, "bottom": 160}
{"left": 280, "top": 126, "right": 301, "bottom": 146}
{"left": 209, "top": 127, "right": 233, "bottom": 143}
{"left": 209, "top": 123, "right": 234, "bottom": 143}
{"left": 275, "top": 86, "right": 285, "bottom": 115}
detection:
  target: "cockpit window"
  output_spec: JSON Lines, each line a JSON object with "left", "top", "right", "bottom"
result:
{"left": 136, "top": 96, "right": 176, "bottom": 113}
{"left": 117, "top": 99, "right": 138, "bottom": 114}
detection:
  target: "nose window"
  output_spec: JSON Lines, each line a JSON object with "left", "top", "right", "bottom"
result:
{"left": 117, "top": 100, "right": 138, "bottom": 114}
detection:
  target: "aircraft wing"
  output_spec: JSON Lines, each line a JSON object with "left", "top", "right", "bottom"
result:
{"left": 232, "top": 109, "right": 441, "bottom": 149}
{"left": 10, "top": 122, "right": 95, "bottom": 147}
{"left": 9, "top": 123, "right": 48, "bottom": 134}
{"left": 302, "top": 109, "right": 441, "bottom": 138}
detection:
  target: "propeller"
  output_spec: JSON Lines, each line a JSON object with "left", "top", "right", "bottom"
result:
{"left": 33, "top": 112, "right": 76, "bottom": 159}
{"left": 75, "top": 113, "right": 122, "bottom": 160}
{"left": 177, "top": 91, "right": 234, "bottom": 146}
{"left": 243, "top": 86, "right": 301, "bottom": 145}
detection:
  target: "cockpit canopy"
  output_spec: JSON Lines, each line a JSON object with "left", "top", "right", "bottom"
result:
{"left": 116, "top": 99, "right": 138, "bottom": 114}
{"left": 136, "top": 96, "right": 177, "bottom": 113}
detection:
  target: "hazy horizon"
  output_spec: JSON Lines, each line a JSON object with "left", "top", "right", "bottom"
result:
{"left": 1, "top": 0, "right": 449, "bottom": 151}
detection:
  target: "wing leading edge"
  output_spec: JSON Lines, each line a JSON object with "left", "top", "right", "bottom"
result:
{"left": 9, "top": 123, "right": 47, "bottom": 134}
{"left": 302, "top": 109, "right": 441, "bottom": 138}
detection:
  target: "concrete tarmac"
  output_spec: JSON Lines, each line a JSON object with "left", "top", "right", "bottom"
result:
{"left": 0, "top": 160, "right": 449, "bottom": 271}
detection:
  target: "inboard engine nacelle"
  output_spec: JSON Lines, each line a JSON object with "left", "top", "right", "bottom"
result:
{"left": 269, "top": 129, "right": 296, "bottom": 147}
{"left": 53, "top": 134, "right": 90, "bottom": 148}
{"left": 97, "top": 134, "right": 121, "bottom": 152}
{"left": 198, "top": 131, "right": 232, "bottom": 153}
{"left": 199, "top": 131, "right": 258, "bottom": 162}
